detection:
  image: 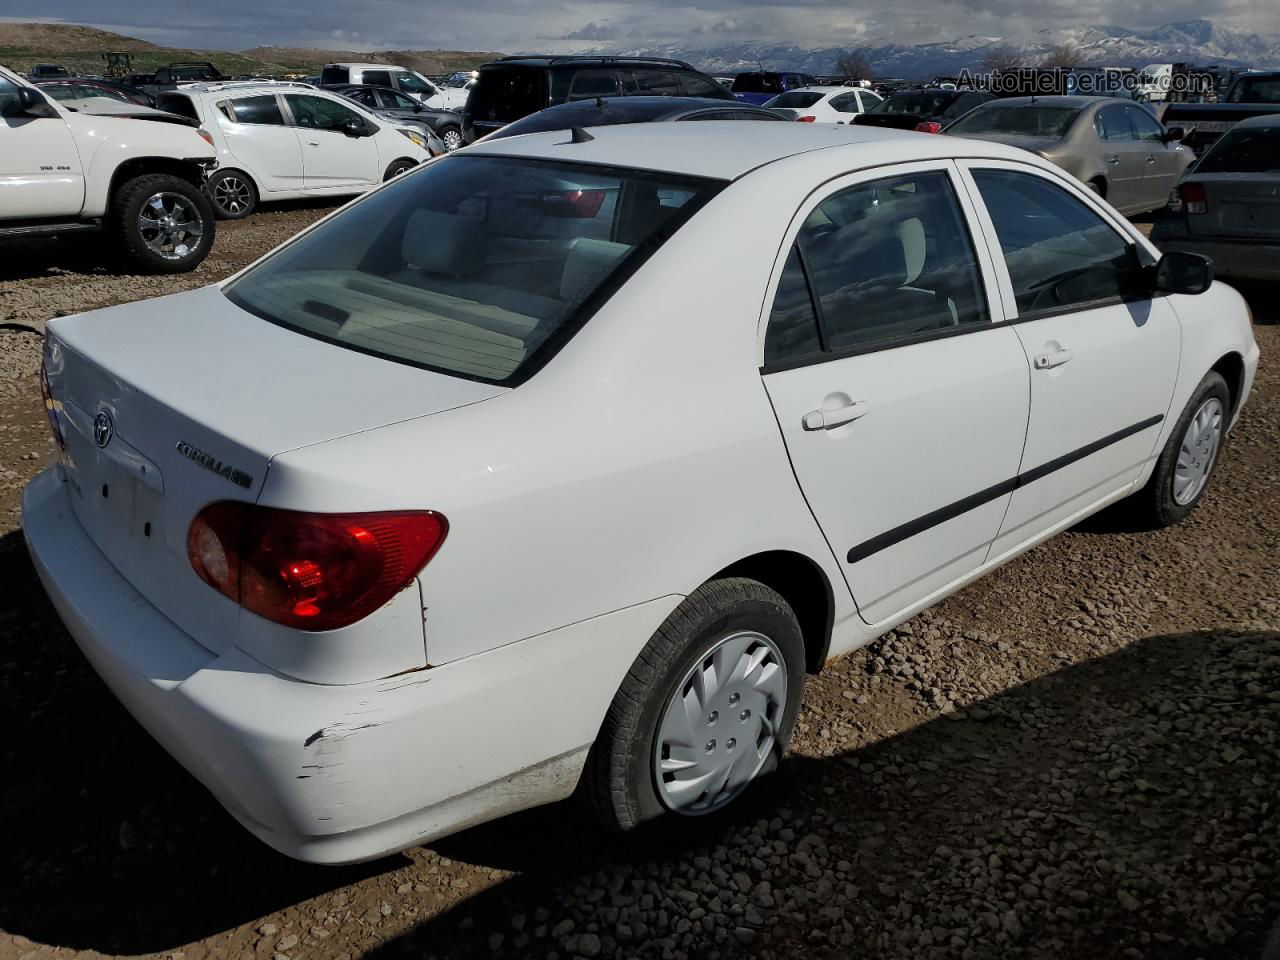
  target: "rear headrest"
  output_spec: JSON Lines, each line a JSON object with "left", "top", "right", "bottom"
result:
{"left": 898, "top": 217, "right": 926, "bottom": 286}
{"left": 401, "top": 209, "right": 484, "bottom": 276}
{"left": 560, "top": 238, "right": 629, "bottom": 302}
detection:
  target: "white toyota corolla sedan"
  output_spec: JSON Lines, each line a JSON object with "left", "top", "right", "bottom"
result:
{"left": 24, "top": 122, "right": 1259, "bottom": 864}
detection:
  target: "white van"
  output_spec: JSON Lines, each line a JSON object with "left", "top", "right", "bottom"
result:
{"left": 320, "top": 63, "right": 466, "bottom": 109}
{"left": 1139, "top": 64, "right": 1173, "bottom": 102}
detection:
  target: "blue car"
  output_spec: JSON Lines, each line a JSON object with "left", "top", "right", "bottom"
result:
{"left": 730, "top": 71, "right": 817, "bottom": 106}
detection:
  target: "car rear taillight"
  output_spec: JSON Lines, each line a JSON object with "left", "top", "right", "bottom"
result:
{"left": 797, "top": 115, "right": 817, "bottom": 122}
{"left": 914, "top": 121, "right": 943, "bottom": 134}
{"left": 1172, "top": 182, "right": 1208, "bottom": 215}
{"left": 39, "top": 357, "right": 65, "bottom": 451}
{"left": 188, "top": 503, "right": 447, "bottom": 631}
{"left": 545, "top": 189, "right": 607, "bottom": 218}
{"left": 196, "top": 128, "right": 215, "bottom": 148}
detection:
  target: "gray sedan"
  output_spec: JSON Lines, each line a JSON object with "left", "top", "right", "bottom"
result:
{"left": 944, "top": 96, "right": 1194, "bottom": 215}
{"left": 1152, "top": 114, "right": 1280, "bottom": 282}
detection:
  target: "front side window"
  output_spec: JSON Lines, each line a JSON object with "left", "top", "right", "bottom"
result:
{"left": 385, "top": 90, "right": 419, "bottom": 110}
{"left": 972, "top": 169, "right": 1139, "bottom": 315}
{"left": 795, "top": 171, "right": 988, "bottom": 351}
{"left": 681, "top": 75, "right": 724, "bottom": 98}
{"left": 285, "top": 94, "right": 362, "bottom": 131}
{"left": 764, "top": 247, "right": 822, "bottom": 365}
{"left": 395, "top": 72, "right": 435, "bottom": 96}
{"left": 363, "top": 70, "right": 393, "bottom": 88}
{"left": 0, "top": 76, "right": 22, "bottom": 114}
{"left": 1096, "top": 107, "right": 1134, "bottom": 142}
{"left": 769, "top": 92, "right": 823, "bottom": 109}
{"left": 828, "top": 93, "right": 860, "bottom": 113}
{"left": 229, "top": 95, "right": 284, "bottom": 125}
{"left": 225, "top": 156, "right": 723, "bottom": 384}
{"left": 346, "top": 88, "right": 377, "bottom": 107}
{"left": 1127, "top": 106, "right": 1165, "bottom": 142}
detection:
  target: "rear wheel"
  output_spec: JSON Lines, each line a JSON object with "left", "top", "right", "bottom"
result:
{"left": 1087, "top": 178, "right": 1106, "bottom": 197}
{"left": 1127, "top": 371, "right": 1230, "bottom": 527}
{"left": 384, "top": 159, "right": 418, "bottom": 181}
{"left": 206, "top": 169, "right": 257, "bottom": 219}
{"left": 109, "top": 174, "right": 215, "bottom": 274}
{"left": 581, "top": 578, "right": 806, "bottom": 835}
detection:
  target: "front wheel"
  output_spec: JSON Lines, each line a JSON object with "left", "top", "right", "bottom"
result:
{"left": 109, "top": 174, "right": 215, "bottom": 274}
{"left": 1128, "top": 370, "right": 1230, "bottom": 527}
{"left": 438, "top": 125, "right": 464, "bottom": 152}
{"left": 581, "top": 578, "right": 806, "bottom": 834}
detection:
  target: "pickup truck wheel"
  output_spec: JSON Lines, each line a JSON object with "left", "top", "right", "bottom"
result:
{"left": 110, "top": 174, "right": 215, "bottom": 274}
{"left": 581, "top": 578, "right": 805, "bottom": 836}
{"left": 206, "top": 169, "right": 257, "bottom": 219}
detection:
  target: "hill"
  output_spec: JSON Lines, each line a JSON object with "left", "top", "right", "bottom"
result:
{"left": 0, "top": 22, "right": 501, "bottom": 77}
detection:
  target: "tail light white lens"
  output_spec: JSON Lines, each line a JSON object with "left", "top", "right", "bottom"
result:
{"left": 188, "top": 503, "right": 447, "bottom": 631}
{"left": 797, "top": 115, "right": 817, "bottom": 122}
{"left": 39, "top": 357, "right": 65, "bottom": 451}
{"left": 1175, "top": 182, "right": 1208, "bottom": 215}
{"left": 914, "top": 121, "right": 943, "bottom": 134}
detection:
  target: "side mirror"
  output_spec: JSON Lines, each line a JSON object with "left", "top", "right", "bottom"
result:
{"left": 10, "top": 87, "right": 58, "bottom": 118}
{"left": 413, "top": 103, "right": 423, "bottom": 112}
{"left": 1163, "top": 125, "right": 1185, "bottom": 143}
{"left": 340, "top": 117, "right": 367, "bottom": 137}
{"left": 1155, "top": 250, "right": 1213, "bottom": 295}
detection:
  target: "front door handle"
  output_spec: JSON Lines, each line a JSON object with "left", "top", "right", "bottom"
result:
{"left": 307, "top": 140, "right": 320, "bottom": 146}
{"left": 1146, "top": 155, "right": 1157, "bottom": 164}
{"left": 1033, "top": 348, "right": 1074, "bottom": 370}
{"left": 802, "top": 401, "right": 871, "bottom": 431}
{"left": 1107, "top": 155, "right": 1120, "bottom": 165}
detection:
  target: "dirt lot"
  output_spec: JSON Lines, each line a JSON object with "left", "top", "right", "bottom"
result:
{"left": 1, "top": 207, "right": 1277, "bottom": 960}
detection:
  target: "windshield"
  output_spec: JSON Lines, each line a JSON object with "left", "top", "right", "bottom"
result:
{"left": 1196, "top": 125, "right": 1280, "bottom": 173}
{"left": 396, "top": 71, "right": 435, "bottom": 95}
{"left": 766, "top": 91, "right": 823, "bottom": 108}
{"left": 732, "top": 74, "right": 781, "bottom": 94}
{"left": 947, "top": 104, "right": 1080, "bottom": 138}
{"left": 868, "top": 91, "right": 955, "bottom": 115}
{"left": 225, "top": 156, "right": 723, "bottom": 384}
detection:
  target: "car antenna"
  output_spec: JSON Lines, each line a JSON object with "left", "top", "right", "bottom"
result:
{"left": 595, "top": 96, "right": 606, "bottom": 108}
{"left": 570, "top": 126, "right": 595, "bottom": 143}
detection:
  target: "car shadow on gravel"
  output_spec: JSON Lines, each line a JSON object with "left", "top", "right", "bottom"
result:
{"left": 2, "top": 513, "right": 1275, "bottom": 959}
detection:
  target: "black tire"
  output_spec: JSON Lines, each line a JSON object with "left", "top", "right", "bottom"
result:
{"left": 581, "top": 577, "right": 806, "bottom": 835}
{"left": 437, "top": 125, "right": 464, "bottom": 152}
{"left": 205, "top": 169, "right": 258, "bottom": 219}
{"left": 1087, "top": 178, "right": 1106, "bottom": 197}
{"left": 109, "top": 173, "right": 215, "bottom": 274}
{"left": 384, "top": 159, "right": 418, "bottom": 181}
{"left": 1127, "top": 370, "right": 1230, "bottom": 528}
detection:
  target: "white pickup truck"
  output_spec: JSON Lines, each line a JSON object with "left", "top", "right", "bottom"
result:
{"left": 0, "top": 64, "right": 218, "bottom": 273}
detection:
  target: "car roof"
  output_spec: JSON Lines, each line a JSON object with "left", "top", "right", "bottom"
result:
{"left": 786, "top": 86, "right": 859, "bottom": 95}
{"left": 483, "top": 56, "right": 696, "bottom": 70}
{"left": 1233, "top": 113, "right": 1280, "bottom": 129}
{"left": 986, "top": 95, "right": 1112, "bottom": 109}
{"left": 540, "top": 96, "right": 763, "bottom": 114}
{"left": 464, "top": 121, "right": 1043, "bottom": 181}
{"left": 326, "top": 62, "right": 409, "bottom": 71}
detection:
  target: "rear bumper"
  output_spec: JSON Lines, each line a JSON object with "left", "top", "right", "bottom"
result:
{"left": 23, "top": 468, "right": 674, "bottom": 863}
{"left": 1151, "top": 227, "right": 1280, "bottom": 283}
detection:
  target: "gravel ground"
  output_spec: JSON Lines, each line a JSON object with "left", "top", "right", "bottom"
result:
{"left": 0, "top": 208, "right": 1277, "bottom": 960}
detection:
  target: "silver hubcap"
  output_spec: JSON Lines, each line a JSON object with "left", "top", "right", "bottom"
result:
{"left": 654, "top": 631, "right": 787, "bottom": 816}
{"left": 1173, "top": 396, "right": 1223, "bottom": 505}
{"left": 213, "top": 176, "right": 251, "bottom": 214}
{"left": 137, "top": 192, "right": 203, "bottom": 260}
{"left": 442, "top": 130, "right": 463, "bottom": 151}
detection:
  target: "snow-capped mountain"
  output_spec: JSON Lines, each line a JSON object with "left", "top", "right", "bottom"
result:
{"left": 569, "top": 19, "right": 1280, "bottom": 78}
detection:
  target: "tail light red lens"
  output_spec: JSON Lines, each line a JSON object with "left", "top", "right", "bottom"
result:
{"left": 188, "top": 503, "right": 447, "bottom": 631}
{"left": 914, "top": 121, "right": 943, "bottom": 134}
{"left": 545, "top": 189, "right": 607, "bottom": 218}
{"left": 1173, "top": 182, "right": 1208, "bottom": 215}
{"left": 797, "top": 115, "right": 817, "bottom": 122}
{"left": 39, "top": 357, "right": 65, "bottom": 451}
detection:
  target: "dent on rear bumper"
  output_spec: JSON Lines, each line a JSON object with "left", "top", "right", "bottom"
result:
{"left": 22, "top": 469, "right": 680, "bottom": 863}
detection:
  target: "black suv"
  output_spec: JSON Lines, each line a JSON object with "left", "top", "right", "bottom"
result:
{"left": 462, "top": 56, "right": 732, "bottom": 143}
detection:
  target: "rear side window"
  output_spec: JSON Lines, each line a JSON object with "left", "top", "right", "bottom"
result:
{"left": 1096, "top": 107, "right": 1134, "bottom": 141}
{"left": 228, "top": 95, "right": 284, "bottom": 125}
{"left": 345, "top": 88, "right": 377, "bottom": 107}
{"left": 732, "top": 74, "right": 782, "bottom": 94}
{"left": 363, "top": 70, "right": 393, "bottom": 88}
{"left": 567, "top": 70, "right": 619, "bottom": 101}
{"left": 770, "top": 92, "right": 824, "bottom": 109}
{"left": 793, "top": 171, "right": 988, "bottom": 351}
{"left": 830, "top": 93, "right": 861, "bottom": 113}
{"left": 1196, "top": 125, "right": 1280, "bottom": 173}
{"left": 156, "top": 93, "right": 200, "bottom": 120}
{"left": 224, "top": 156, "right": 724, "bottom": 384}
{"left": 972, "top": 169, "right": 1138, "bottom": 314}
{"left": 321, "top": 66, "right": 350, "bottom": 85}
{"left": 629, "top": 71, "right": 682, "bottom": 96}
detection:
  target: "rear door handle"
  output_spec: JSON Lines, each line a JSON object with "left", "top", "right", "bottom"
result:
{"left": 802, "top": 401, "right": 871, "bottom": 431}
{"left": 1107, "top": 155, "right": 1120, "bottom": 165}
{"left": 1033, "top": 348, "right": 1074, "bottom": 370}
{"left": 307, "top": 140, "right": 320, "bottom": 146}
{"left": 1146, "top": 155, "right": 1157, "bottom": 164}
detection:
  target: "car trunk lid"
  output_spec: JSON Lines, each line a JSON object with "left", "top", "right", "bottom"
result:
{"left": 1180, "top": 172, "right": 1280, "bottom": 239}
{"left": 45, "top": 284, "right": 505, "bottom": 655}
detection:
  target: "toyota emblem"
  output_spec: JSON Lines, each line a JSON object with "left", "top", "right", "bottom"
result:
{"left": 93, "top": 411, "right": 114, "bottom": 448}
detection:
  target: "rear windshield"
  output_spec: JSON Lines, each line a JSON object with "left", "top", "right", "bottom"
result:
{"left": 1228, "top": 76, "right": 1280, "bottom": 103}
{"left": 768, "top": 92, "right": 823, "bottom": 108}
{"left": 225, "top": 156, "right": 724, "bottom": 384}
{"left": 732, "top": 74, "right": 781, "bottom": 94}
{"left": 947, "top": 104, "right": 1080, "bottom": 138}
{"left": 1196, "top": 125, "right": 1280, "bottom": 173}
{"left": 156, "top": 93, "right": 199, "bottom": 120}
{"left": 470, "top": 67, "right": 547, "bottom": 123}
{"left": 321, "top": 66, "right": 350, "bottom": 85}
{"left": 869, "top": 91, "right": 957, "bottom": 115}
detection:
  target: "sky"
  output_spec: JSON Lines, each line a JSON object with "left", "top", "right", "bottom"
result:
{"left": 3, "top": 0, "right": 1278, "bottom": 53}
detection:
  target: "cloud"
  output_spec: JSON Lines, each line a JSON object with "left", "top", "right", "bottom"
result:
{"left": 564, "top": 22, "right": 618, "bottom": 41}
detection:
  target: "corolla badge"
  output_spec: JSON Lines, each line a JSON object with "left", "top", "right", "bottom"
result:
{"left": 93, "top": 411, "right": 114, "bottom": 448}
